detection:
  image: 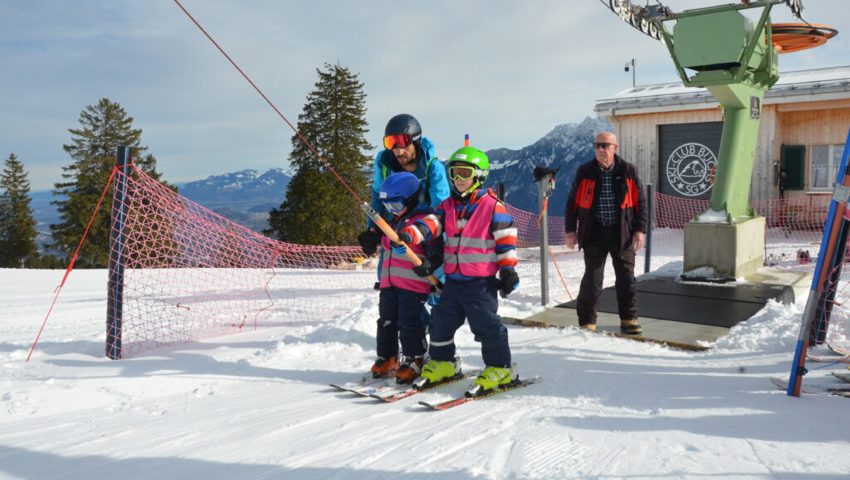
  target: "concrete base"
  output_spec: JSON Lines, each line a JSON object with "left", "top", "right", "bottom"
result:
{"left": 684, "top": 216, "right": 765, "bottom": 278}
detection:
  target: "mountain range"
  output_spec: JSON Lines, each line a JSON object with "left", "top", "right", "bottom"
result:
{"left": 29, "top": 117, "right": 609, "bottom": 236}
{"left": 177, "top": 168, "right": 291, "bottom": 232}
{"left": 487, "top": 116, "right": 610, "bottom": 213}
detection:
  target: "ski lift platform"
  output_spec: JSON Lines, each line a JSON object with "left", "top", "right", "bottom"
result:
{"left": 503, "top": 267, "right": 811, "bottom": 351}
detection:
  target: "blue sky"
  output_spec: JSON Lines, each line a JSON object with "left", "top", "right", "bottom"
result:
{"left": 2, "top": 0, "right": 848, "bottom": 191}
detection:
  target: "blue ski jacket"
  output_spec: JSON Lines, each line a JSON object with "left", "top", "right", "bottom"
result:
{"left": 368, "top": 136, "right": 450, "bottom": 227}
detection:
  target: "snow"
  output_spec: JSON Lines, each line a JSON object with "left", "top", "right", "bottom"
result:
{"left": 695, "top": 208, "right": 729, "bottom": 223}
{"left": 2, "top": 264, "right": 850, "bottom": 480}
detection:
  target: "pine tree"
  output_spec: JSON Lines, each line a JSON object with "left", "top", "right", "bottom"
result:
{"left": 0, "top": 153, "right": 38, "bottom": 267}
{"left": 266, "top": 63, "right": 372, "bottom": 246}
{"left": 51, "top": 98, "right": 168, "bottom": 267}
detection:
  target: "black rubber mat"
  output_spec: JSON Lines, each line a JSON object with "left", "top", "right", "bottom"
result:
{"left": 559, "top": 278, "right": 794, "bottom": 328}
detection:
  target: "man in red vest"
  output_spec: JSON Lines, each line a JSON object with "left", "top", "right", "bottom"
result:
{"left": 565, "top": 131, "right": 647, "bottom": 335}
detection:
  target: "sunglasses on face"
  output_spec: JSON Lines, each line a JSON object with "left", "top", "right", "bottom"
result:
{"left": 594, "top": 142, "right": 615, "bottom": 150}
{"left": 383, "top": 134, "right": 412, "bottom": 150}
{"left": 449, "top": 165, "right": 476, "bottom": 181}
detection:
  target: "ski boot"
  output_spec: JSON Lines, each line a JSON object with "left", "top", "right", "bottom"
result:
{"left": 370, "top": 356, "right": 398, "bottom": 378}
{"left": 413, "top": 357, "right": 461, "bottom": 390}
{"left": 467, "top": 366, "right": 514, "bottom": 397}
{"left": 395, "top": 356, "right": 424, "bottom": 384}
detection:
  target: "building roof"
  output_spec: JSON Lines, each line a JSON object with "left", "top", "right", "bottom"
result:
{"left": 594, "top": 65, "right": 850, "bottom": 116}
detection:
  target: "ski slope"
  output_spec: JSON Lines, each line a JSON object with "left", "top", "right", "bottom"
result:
{"left": 1, "top": 267, "right": 849, "bottom": 479}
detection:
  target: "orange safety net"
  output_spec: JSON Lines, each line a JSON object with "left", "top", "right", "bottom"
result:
{"left": 107, "top": 165, "right": 847, "bottom": 357}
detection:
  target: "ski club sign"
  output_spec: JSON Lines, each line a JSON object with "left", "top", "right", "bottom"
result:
{"left": 658, "top": 122, "right": 723, "bottom": 200}
{"left": 665, "top": 142, "right": 717, "bottom": 197}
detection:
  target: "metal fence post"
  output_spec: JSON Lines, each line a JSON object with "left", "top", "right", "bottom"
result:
{"left": 645, "top": 183, "right": 653, "bottom": 274}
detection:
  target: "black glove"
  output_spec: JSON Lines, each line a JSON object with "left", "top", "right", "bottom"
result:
{"left": 413, "top": 259, "right": 433, "bottom": 277}
{"left": 498, "top": 268, "right": 519, "bottom": 298}
{"left": 413, "top": 254, "right": 442, "bottom": 278}
{"left": 357, "top": 229, "right": 382, "bottom": 256}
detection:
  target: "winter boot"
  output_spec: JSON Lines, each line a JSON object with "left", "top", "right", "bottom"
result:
{"left": 413, "top": 357, "right": 461, "bottom": 389}
{"left": 473, "top": 366, "right": 514, "bottom": 392}
{"left": 579, "top": 322, "right": 597, "bottom": 332}
{"left": 620, "top": 318, "right": 642, "bottom": 335}
{"left": 395, "top": 356, "right": 424, "bottom": 384}
{"left": 370, "top": 356, "right": 398, "bottom": 378}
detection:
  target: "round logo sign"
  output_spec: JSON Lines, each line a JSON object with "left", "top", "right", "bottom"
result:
{"left": 665, "top": 142, "right": 717, "bottom": 197}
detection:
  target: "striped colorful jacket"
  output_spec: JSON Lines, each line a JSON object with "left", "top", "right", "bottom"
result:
{"left": 404, "top": 189, "right": 517, "bottom": 282}
{"left": 379, "top": 209, "right": 438, "bottom": 294}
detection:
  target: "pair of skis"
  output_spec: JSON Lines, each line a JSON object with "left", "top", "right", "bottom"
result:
{"left": 418, "top": 376, "right": 542, "bottom": 410}
{"left": 329, "top": 371, "right": 540, "bottom": 410}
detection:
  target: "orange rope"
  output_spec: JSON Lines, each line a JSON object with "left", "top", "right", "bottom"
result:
{"left": 27, "top": 167, "right": 119, "bottom": 361}
{"left": 537, "top": 198, "right": 574, "bottom": 301}
{"left": 172, "top": 0, "right": 365, "bottom": 203}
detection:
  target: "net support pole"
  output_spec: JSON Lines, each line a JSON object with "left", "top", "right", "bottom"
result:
{"left": 537, "top": 173, "right": 554, "bottom": 306}
{"left": 645, "top": 183, "right": 654, "bottom": 274}
{"left": 106, "top": 146, "right": 132, "bottom": 360}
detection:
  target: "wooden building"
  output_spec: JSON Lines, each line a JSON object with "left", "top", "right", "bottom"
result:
{"left": 594, "top": 65, "right": 850, "bottom": 207}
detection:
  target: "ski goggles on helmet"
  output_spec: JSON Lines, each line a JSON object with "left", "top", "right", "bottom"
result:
{"left": 381, "top": 197, "right": 408, "bottom": 216}
{"left": 383, "top": 134, "right": 413, "bottom": 150}
{"left": 449, "top": 165, "right": 476, "bottom": 181}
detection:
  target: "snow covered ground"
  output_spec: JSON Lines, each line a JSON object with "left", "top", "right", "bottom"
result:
{"left": 2, "top": 261, "right": 850, "bottom": 479}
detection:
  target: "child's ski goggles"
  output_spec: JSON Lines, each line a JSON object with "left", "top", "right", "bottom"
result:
{"left": 449, "top": 165, "right": 476, "bottom": 181}
{"left": 381, "top": 198, "right": 408, "bottom": 215}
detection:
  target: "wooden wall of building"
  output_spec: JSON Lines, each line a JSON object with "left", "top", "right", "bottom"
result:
{"left": 607, "top": 99, "right": 850, "bottom": 203}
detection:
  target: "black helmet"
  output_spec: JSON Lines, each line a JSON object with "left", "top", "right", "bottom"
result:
{"left": 384, "top": 114, "right": 422, "bottom": 145}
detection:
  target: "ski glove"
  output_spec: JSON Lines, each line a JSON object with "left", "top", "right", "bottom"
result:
{"left": 498, "top": 268, "right": 520, "bottom": 298}
{"left": 357, "top": 229, "right": 382, "bottom": 256}
{"left": 391, "top": 242, "right": 407, "bottom": 256}
{"left": 412, "top": 258, "right": 432, "bottom": 277}
{"left": 413, "top": 254, "right": 442, "bottom": 278}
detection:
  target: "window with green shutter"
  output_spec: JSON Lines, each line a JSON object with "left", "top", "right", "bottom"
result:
{"left": 781, "top": 145, "right": 805, "bottom": 191}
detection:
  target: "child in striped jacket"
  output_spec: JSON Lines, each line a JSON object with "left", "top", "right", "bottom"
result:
{"left": 399, "top": 146, "right": 520, "bottom": 394}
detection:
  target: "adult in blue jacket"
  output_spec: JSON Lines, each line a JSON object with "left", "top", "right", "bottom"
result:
{"left": 358, "top": 114, "right": 450, "bottom": 256}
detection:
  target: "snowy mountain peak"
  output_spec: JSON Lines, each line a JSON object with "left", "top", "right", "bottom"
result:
{"left": 486, "top": 116, "right": 612, "bottom": 212}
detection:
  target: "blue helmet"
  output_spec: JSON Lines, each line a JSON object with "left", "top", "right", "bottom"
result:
{"left": 379, "top": 172, "right": 421, "bottom": 217}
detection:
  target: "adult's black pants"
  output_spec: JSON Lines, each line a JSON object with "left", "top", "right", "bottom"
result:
{"left": 576, "top": 224, "right": 637, "bottom": 324}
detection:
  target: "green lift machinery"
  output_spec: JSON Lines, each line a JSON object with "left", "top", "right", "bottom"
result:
{"left": 602, "top": 0, "right": 835, "bottom": 277}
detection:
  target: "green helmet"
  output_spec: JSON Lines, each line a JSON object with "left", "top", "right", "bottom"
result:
{"left": 447, "top": 146, "right": 490, "bottom": 185}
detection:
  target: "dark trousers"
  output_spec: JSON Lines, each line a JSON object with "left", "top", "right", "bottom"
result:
{"left": 428, "top": 278, "right": 511, "bottom": 368}
{"left": 576, "top": 224, "right": 638, "bottom": 324}
{"left": 376, "top": 287, "right": 428, "bottom": 360}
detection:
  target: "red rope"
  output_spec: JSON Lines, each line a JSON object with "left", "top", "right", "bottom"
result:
{"left": 171, "top": 0, "right": 365, "bottom": 204}
{"left": 27, "top": 167, "right": 118, "bottom": 361}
